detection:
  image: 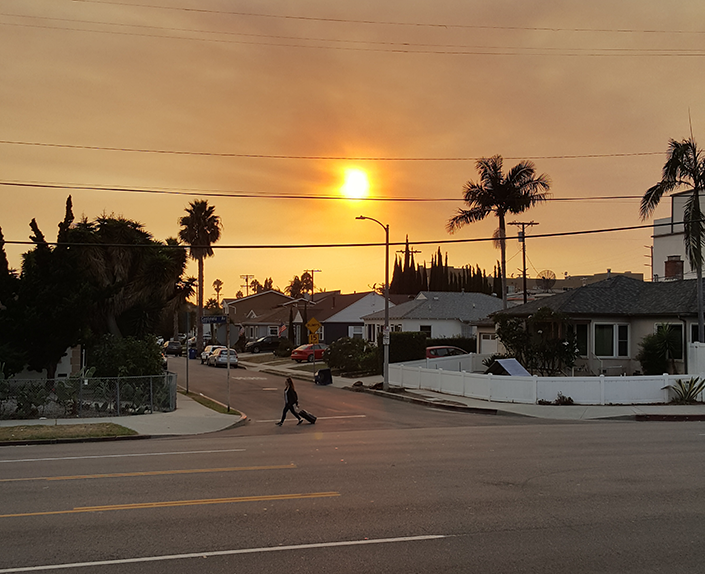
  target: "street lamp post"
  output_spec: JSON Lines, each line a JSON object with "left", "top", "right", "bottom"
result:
{"left": 356, "top": 216, "right": 389, "bottom": 391}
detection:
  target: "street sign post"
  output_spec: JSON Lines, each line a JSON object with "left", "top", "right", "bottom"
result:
{"left": 308, "top": 333, "right": 319, "bottom": 344}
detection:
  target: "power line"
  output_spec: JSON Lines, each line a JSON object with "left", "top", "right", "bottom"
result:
{"left": 3, "top": 14, "right": 704, "bottom": 56}
{"left": 0, "top": 140, "right": 665, "bottom": 161}
{"left": 1, "top": 220, "right": 672, "bottom": 250}
{"left": 0, "top": 180, "right": 643, "bottom": 203}
{"left": 71, "top": 1, "right": 705, "bottom": 35}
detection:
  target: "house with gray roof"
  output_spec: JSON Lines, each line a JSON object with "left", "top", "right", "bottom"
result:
{"left": 362, "top": 291, "right": 503, "bottom": 341}
{"left": 486, "top": 275, "right": 701, "bottom": 375}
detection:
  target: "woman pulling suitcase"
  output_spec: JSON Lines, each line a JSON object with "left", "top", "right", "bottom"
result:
{"left": 276, "top": 377, "right": 316, "bottom": 426}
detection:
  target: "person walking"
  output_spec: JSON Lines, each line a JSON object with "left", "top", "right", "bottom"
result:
{"left": 276, "top": 377, "right": 303, "bottom": 426}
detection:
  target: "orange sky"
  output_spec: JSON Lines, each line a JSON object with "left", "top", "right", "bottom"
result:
{"left": 2, "top": 1, "right": 705, "bottom": 299}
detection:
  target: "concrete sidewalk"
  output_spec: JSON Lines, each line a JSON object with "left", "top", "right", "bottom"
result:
{"left": 0, "top": 393, "right": 244, "bottom": 438}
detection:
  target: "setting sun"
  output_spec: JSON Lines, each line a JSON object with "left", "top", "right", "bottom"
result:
{"left": 340, "top": 168, "right": 370, "bottom": 200}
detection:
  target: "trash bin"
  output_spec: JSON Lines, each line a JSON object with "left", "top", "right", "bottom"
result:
{"left": 315, "top": 368, "right": 332, "bottom": 386}
{"left": 188, "top": 348, "right": 198, "bottom": 360}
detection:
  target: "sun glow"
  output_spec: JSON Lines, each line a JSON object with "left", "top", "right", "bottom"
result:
{"left": 340, "top": 168, "right": 370, "bottom": 200}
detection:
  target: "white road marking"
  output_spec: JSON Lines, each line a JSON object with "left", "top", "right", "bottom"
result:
{"left": 0, "top": 449, "right": 245, "bottom": 464}
{"left": 258, "top": 415, "right": 366, "bottom": 423}
{"left": 0, "top": 535, "right": 446, "bottom": 572}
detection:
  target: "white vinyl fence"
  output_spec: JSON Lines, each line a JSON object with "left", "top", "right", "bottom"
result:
{"left": 390, "top": 364, "right": 702, "bottom": 405}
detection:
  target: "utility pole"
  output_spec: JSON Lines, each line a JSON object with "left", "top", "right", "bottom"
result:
{"left": 644, "top": 245, "right": 654, "bottom": 281}
{"left": 509, "top": 221, "right": 538, "bottom": 304}
{"left": 240, "top": 274, "right": 253, "bottom": 297}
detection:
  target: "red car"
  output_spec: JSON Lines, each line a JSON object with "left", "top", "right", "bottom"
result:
{"left": 291, "top": 344, "right": 328, "bottom": 363}
{"left": 426, "top": 346, "right": 468, "bottom": 358}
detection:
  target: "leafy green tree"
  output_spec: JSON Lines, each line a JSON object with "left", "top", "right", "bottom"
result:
{"left": 640, "top": 136, "right": 705, "bottom": 341}
{"left": 71, "top": 216, "right": 187, "bottom": 338}
{"left": 286, "top": 275, "right": 303, "bottom": 298}
{"left": 178, "top": 200, "right": 222, "bottom": 352}
{"left": 447, "top": 155, "right": 550, "bottom": 308}
{"left": 16, "top": 200, "right": 93, "bottom": 379}
{"left": 0, "top": 227, "right": 25, "bottom": 376}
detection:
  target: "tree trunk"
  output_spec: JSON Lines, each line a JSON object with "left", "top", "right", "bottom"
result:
{"left": 197, "top": 257, "right": 204, "bottom": 353}
{"left": 498, "top": 212, "right": 507, "bottom": 309}
{"left": 697, "top": 265, "right": 704, "bottom": 344}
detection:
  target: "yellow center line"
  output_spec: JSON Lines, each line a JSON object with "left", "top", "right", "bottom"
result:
{"left": 0, "top": 464, "right": 296, "bottom": 483}
{"left": 0, "top": 491, "right": 340, "bottom": 519}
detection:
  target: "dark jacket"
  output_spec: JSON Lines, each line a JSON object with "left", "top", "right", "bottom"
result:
{"left": 285, "top": 387, "right": 298, "bottom": 406}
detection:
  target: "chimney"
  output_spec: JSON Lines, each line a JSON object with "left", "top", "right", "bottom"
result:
{"left": 665, "top": 255, "right": 684, "bottom": 280}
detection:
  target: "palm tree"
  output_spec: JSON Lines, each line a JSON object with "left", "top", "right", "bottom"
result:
{"left": 641, "top": 136, "right": 705, "bottom": 341}
{"left": 178, "top": 200, "right": 222, "bottom": 352}
{"left": 447, "top": 155, "right": 551, "bottom": 308}
{"left": 212, "top": 278, "right": 223, "bottom": 305}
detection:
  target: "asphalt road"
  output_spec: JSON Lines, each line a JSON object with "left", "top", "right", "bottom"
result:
{"left": 1, "top": 360, "right": 704, "bottom": 573}
{"left": 168, "top": 356, "right": 556, "bottom": 435}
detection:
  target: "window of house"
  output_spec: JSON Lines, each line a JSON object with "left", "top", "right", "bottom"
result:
{"left": 691, "top": 323, "right": 702, "bottom": 343}
{"left": 594, "top": 324, "right": 629, "bottom": 357}
{"left": 594, "top": 324, "right": 613, "bottom": 356}
{"left": 268, "top": 326, "right": 278, "bottom": 336}
{"left": 349, "top": 326, "right": 363, "bottom": 339}
{"left": 420, "top": 325, "right": 432, "bottom": 336}
{"left": 576, "top": 324, "right": 588, "bottom": 356}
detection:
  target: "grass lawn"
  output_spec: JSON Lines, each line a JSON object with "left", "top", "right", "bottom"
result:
{"left": 0, "top": 423, "right": 137, "bottom": 442}
{"left": 179, "top": 390, "right": 241, "bottom": 415}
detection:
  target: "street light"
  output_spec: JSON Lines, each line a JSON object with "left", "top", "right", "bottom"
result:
{"left": 356, "top": 215, "right": 390, "bottom": 391}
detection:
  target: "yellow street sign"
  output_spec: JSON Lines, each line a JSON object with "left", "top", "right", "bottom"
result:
{"left": 308, "top": 333, "right": 319, "bottom": 344}
{"left": 306, "top": 318, "right": 322, "bottom": 334}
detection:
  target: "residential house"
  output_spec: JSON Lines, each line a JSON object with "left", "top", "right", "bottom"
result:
{"left": 362, "top": 291, "right": 503, "bottom": 342}
{"left": 484, "top": 275, "right": 701, "bottom": 375}
{"left": 218, "top": 291, "right": 295, "bottom": 343}
{"left": 305, "top": 291, "right": 391, "bottom": 343}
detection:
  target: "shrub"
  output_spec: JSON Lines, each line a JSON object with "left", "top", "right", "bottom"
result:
{"left": 274, "top": 339, "right": 293, "bottom": 357}
{"left": 636, "top": 333, "right": 670, "bottom": 375}
{"left": 387, "top": 332, "right": 427, "bottom": 363}
{"left": 668, "top": 377, "right": 705, "bottom": 404}
{"left": 88, "top": 334, "right": 164, "bottom": 377}
{"left": 323, "top": 337, "right": 379, "bottom": 374}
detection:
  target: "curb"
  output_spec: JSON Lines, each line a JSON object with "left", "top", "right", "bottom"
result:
{"left": 345, "top": 386, "right": 499, "bottom": 415}
{"left": 635, "top": 413, "right": 705, "bottom": 421}
{"left": 0, "top": 434, "right": 152, "bottom": 448}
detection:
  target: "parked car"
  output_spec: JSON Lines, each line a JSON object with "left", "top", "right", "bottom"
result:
{"left": 164, "top": 340, "right": 183, "bottom": 356}
{"left": 245, "top": 336, "right": 284, "bottom": 354}
{"left": 426, "top": 346, "right": 468, "bottom": 358}
{"left": 291, "top": 344, "right": 328, "bottom": 363}
{"left": 201, "top": 344, "right": 225, "bottom": 364}
{"left": 207, "top": 348, "right": 239, "bottom": 368}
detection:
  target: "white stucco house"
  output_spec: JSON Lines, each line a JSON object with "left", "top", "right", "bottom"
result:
{"left": 362, "top": 291, "right": 503, "bottom": 341}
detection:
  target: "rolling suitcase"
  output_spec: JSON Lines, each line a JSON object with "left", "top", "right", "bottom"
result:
{"left": 298, "top": 408, "right": 317, "bottom": 424}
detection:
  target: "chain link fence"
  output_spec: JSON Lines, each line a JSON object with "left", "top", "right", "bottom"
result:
{"left": 0, "top": 373, "right": 177, "bottom": 420}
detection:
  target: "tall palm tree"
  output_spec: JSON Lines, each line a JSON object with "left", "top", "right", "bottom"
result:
{"left": 447, "top": 155, "right": 551, "bottom": 308}
{"left": 178, "top": 200, "right": 222, "bottom": 352}
{"left": 641, "top": 136, "right": 705, "bottom": 341}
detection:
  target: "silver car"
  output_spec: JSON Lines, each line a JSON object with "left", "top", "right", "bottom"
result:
{"left": 207, "top": 348, "right": 239, "bottom": 368}
{"left": 201, "top": 345, "right": 225, "bottom": 364}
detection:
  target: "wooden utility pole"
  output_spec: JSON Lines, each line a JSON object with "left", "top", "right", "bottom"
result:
{"left": 509, "top": 221, "right": 538, "bottom": 304}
